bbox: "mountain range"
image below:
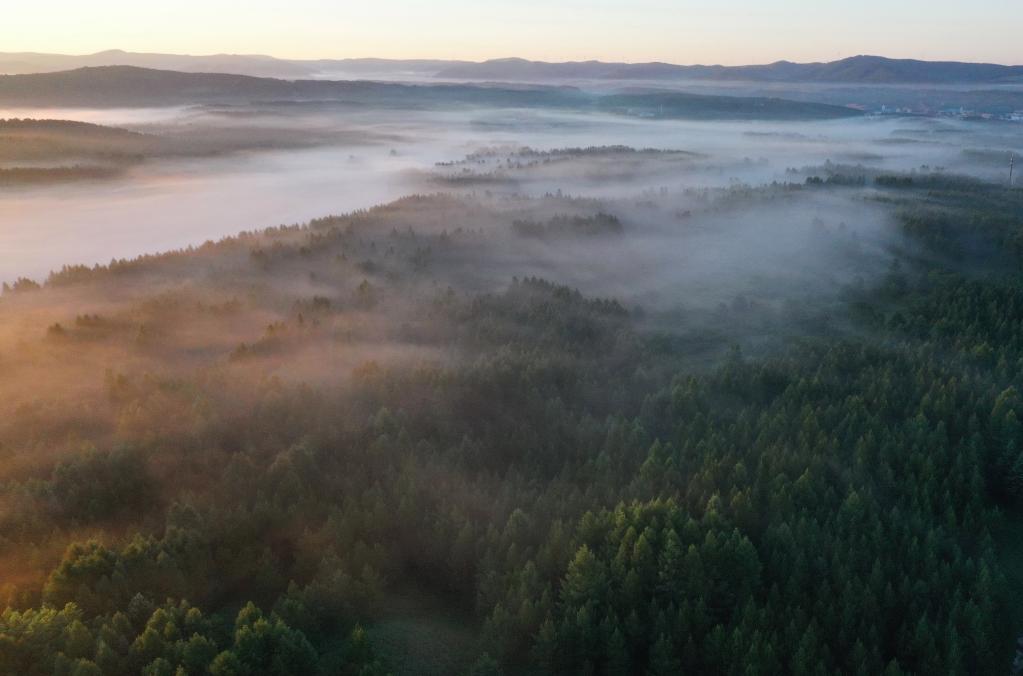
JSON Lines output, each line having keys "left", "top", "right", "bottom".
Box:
{"left": 1, "top": 50, "right": 1021, "bottom": 84}
{"left": 0, "top": 50, "right": 462, "bottom": 80}
{"left": 435, "top": 55, "right": 1023, "bottom": 84}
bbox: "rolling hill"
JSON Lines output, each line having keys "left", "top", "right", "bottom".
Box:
{"left": 0, "top": 66, "right": 860, "bottom": 120}
{"left": 2, "top": 51, "right": 1020, "bottom": 85}
{"left": 435, "top": 55, "right": 1023, "bottom": 84}
{"left": 0, "top": 49, "right": 463, "bottom": 79}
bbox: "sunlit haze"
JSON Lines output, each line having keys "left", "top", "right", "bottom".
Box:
{"left": 3, "top": 4, "right": 1023, "bottom": 676}
{"left": 5, "top": 0, "right": 1023, "bottom": 64}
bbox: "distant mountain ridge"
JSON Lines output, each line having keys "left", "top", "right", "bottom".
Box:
{"left": 0, "top": 50, "right": 462, "bottom": 79}
{"left": 0, "top": 49, "right": 313, "bottom": 78}
{"left": 1, "top": 51, "right": 1021, "bottom": 84}
{"left": 435, "top": 55, "right": 1023, "bottom": 84}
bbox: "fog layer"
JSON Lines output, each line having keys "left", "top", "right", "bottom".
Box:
{"left": 1, "top": 102, "right": 1018, "bottom": 283}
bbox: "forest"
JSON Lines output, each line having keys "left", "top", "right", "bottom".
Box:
{"left": 0, "top": 118, "right": 366, "bottom": 186}
{"left": 1, "top": 135, "right": 1022, "bottom": 676}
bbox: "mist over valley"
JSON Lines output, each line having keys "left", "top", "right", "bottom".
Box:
{"left": 1, "top": 39, "right": 1023, "bottom": 676}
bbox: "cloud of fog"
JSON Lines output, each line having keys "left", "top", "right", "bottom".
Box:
{"left": 0, "top": 101, "right": 1009, "bottom": 491}
{"left": 0, "top": 100, "right": 1012, "bottom": 288}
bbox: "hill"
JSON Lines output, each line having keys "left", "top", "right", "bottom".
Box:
{"left": 0, "top": 49, "right": 314, "bottom": 78}
{"left": 0, "top": 173, "right": 1022, "bottom": 675}
{"left": 2, "top": 51, "right": 1021, "bottom": 85}
{"left": 0, "top": 66, "right": 859, "bottom": 120}
{"left": 741, "top": 55, "right": 1023, "bottom": 83}
{"left": 436, "top": 55, "right": 1023, "bottom": 84}
{"left": 0, "top": 49, "right": 467, "bottom": 79}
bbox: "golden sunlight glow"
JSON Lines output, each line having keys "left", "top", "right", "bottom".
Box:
{"left": 4, "top": 0, "right": 1021, "bottom": 65}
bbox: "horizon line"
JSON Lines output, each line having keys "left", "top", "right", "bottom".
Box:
{"left": 3, "top": 48, "right": 1022, "bottom": 70}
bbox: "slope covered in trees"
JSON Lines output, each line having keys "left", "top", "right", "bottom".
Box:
{"left": 0, "top": 67, "right": 859, "bottom": 120}
{"left": 0, "top": 173, "right": 1022, "bottom": 674}
{"left": 435, "top": 55, "right": 1023, "bottom": 85}
{"left": 0, "top": 117, "right": 376, "bottom": 186}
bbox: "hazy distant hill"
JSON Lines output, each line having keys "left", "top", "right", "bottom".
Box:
{"left": 0, "top": 50, "right": 462, "bottom": 80}
{"left": 0, "top": 49, "right": 316, "bottom": 79}
{"left": 0, "top": 66, "right": 859, "bottom": 120}
{"left": 2, "top": 51, "right": 1021, "bottom": 85}
{"left": 436, "top": 55, "right": 1023, "bottom": 84}
{"left": 0, "top": 66, "right": 582, "bottom": 107}
{"left": 0, "top": 118, "right": 149, "bottom": 160}
{"left": 297, "top": 57, "right": 472, "bottom": 78}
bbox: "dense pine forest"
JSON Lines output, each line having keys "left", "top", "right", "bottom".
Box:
{"left": 1, "top": 166, "right": 1022, "bottom": 675}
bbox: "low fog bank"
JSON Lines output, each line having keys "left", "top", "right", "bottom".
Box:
{"left": 0, "top": 102, "right": 1017, "bottom": 283}
{"left": 0, "top": 183, "right": 894, "bottom": 426}
{"left": 0, "top": 130, "right": 1008, "bottom": 565}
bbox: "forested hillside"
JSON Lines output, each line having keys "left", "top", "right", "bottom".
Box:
{"left": 435, "top": 54, "right": 1023, "bottom": 84}
{"left": 1, "top": 173, "right": 1022, "bottom": 675}
{"left": 0, "top": 67, "right": 858, "bottom": 120}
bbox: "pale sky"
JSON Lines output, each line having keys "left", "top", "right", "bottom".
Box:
{"left": 4, "top": 0, "right": 1022, "bottom": 65}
